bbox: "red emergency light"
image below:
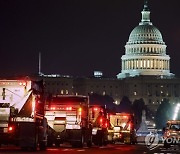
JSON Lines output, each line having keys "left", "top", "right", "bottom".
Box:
{"left": 105, "top": 122, "right": 108, "bottom": 128}
{"left": 119, "top": 133, "right": 122, "bottom": 138}
{"left": 93, "top": 107, "right": 98, "bottom": 111}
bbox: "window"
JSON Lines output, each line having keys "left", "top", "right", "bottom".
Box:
{"left": 66, "top": 90, "right": 68, "bottom": 95}
{"left": 61, "top": 90, "right": 64, "bottom": 95}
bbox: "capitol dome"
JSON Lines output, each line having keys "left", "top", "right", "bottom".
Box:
{"left": 117, "top": 0, "right": 174, "bottom": 79}
{"left": 128, "top": 25, "right": 164, "bottom": 45}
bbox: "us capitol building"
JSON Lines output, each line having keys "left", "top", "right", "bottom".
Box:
{"left": 40, "top": 1, "right": 180, "bottom": 115}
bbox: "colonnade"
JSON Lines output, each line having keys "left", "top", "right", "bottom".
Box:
{"left": 122, "top": 59, "right": 169, "bottom": 70}
{"left": 125, "top": 46, "right": 166, "bottom": 55}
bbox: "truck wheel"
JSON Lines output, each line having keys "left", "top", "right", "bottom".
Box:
{"left": 39, "top": 141, "right": 46, "bottom": 150}
{"left": 47, "top": 140, "right": 53, "bottom": 147}
{"left": 87, "top": 140, "right": 92, "bottom": 147}
{"left": 31, "top": 134, "right": 38, "bottom": 151}
{"left": 78, "top": 135, "right": 84, "bottom": 148}
{"left": 98, "top": 131, "right": 103, "bottom": 146}
{"left": 164, "top": 141, "right": 170, "bottom": 149}
{"left": 32, "top": 144, "right": 37, "bottom": 151}
{"left": 55, "top": 140, "right": 60, "bottom": 147}
{"left": 21, "top": 147, "right": 28, "bottom": 151}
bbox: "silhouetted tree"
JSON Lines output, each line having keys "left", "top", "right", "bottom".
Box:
{"left": 132, "top": 98, "right": 146, "bottom": 129}
{"left": 118, "top": 96, "right": 132, "bottom": 113}
{"left": 155, "top": 99, "right": 173, "bottom": 129}
{"left": 89, "top": 93, "right": 118, "bottom": 111}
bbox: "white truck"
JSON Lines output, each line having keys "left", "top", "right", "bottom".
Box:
{"left": 0, "top": 79, "right": 47, "bottom": 150}
{"left": 45, "top": 95, "right": 92, "bottom": 147}
{"left": 108, "top": 113, "right": 136, "bottom": 144}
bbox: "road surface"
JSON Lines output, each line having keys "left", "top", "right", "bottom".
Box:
{"left": 0, "top": 143, "right": 179, "bottom": 154}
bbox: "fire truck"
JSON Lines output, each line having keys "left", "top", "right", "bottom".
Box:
{"left": 45, "top": 95, "right": 92, "bottom": 147}
{"left": 89, "top": 105, "right": 109, "bottom": 146}
{"left": 0, "top": 79, "right": 47, "bottom": 150}
{"left": 108, "top": 113, "right": 136, "bottom": 144}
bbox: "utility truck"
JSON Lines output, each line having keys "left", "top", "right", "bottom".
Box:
{"left": 0, "top": 79, "right": 47, "bottom": 150}
{"left": 89, "top": 105, "right": 109, "bottom": 146}
{"left": 163, "top": 120, "right": 180, "bottom": 148}
{"left": 108, "top": 113, "right": 136, "bottom": 144}
{"left": 45, "top": 95, "right": 92, "bottom": 147}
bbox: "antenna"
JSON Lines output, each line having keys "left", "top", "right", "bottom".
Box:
{"left": 39, "top": 52, "right": 41, "bottom": 76}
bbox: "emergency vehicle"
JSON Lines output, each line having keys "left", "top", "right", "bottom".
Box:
{"left": 108, "top": 113, "right": 136, "bottom": 144}
{"left": 45, "top": 95, "right": 92, "bottom": 147}
{"left": 0, "top": 79, "right": 47, "bottom": 150}
{"left": 163, "top": 120, "right": 180, "bottom": 148}
{"left": 89, "top": 105, "right": 109, "bottom": 146}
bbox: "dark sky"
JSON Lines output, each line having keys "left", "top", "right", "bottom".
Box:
{"left": 1, "top": 0, "right": 180, "bottom": 78}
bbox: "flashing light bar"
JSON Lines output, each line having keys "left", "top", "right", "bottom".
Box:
{"left": 51, "top": 107, "right": 56, "bottom": 110}
{"left": 66, "top": 107, "right": 72, "bottom": 111}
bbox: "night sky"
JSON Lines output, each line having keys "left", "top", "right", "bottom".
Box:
{"left": 1, "top": 0, "right": 180, "bottom": 78}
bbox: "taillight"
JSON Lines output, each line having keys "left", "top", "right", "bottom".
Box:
{"left": 100, "top": 118, "right": 103, "bottom": 123}
{"left": 79, "top": 108, "right": 82, "bottom": 115}
{"left": 119, "top": 133, "right": 122, "bottom": 138}
{"left": 105, "top": 122, "right": 108, "bottom": 128}
{"left": 8, "top": 126, "right": 14, "bottom": 133}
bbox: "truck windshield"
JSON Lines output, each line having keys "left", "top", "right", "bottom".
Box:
{"left": 0, "top": 103, "right": 10, "bottom": 108}
{"left": 170, "top": 124, "right": 180, "bottom": 131}
{"left": 0, "top": 107, "right": 10, "bottom": 121}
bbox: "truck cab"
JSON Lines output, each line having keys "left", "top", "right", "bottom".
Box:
{"left": 0, "top": 79, "right": 47, "bottom": 150}
{"left": 108, "top": 113, "right": 136, "bottom": 144}
{"left": 163, "top": 120, "right": 180, "bottom": 148}
{"left": 89, "top": 105, "right": 109, "bottom": 146}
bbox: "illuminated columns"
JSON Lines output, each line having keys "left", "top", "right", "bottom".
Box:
{"left": 168, "top": 61, "right": 169, "bottom": 69}
{"left": 122, "top": 60, "right": 124, "bottom": 70}
{"left": 151, "top": 59, "right": 153, "bottom": 69}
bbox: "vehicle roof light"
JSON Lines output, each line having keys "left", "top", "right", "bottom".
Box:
{"left": 51, "top": 107, "right": 56, "bottom": 110}
{"left": 66, "top": 107, "right": 72, "bottom": 111}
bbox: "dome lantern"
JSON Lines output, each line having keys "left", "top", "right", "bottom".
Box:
{"left": 140, "top": 0, "right": 152, "bottom": 25}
